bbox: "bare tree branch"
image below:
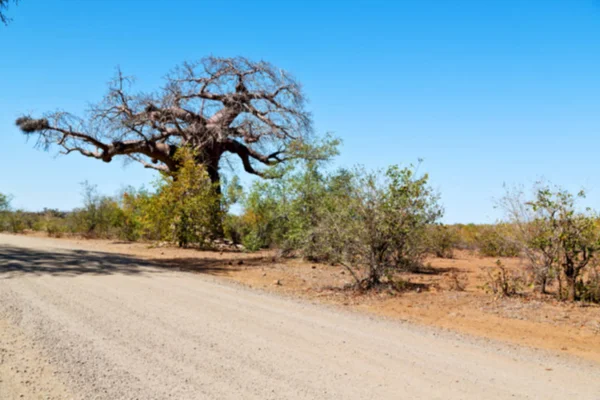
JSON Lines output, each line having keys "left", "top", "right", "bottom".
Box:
{"left": 16, "top": 56, "right": 313, "bottom": 188}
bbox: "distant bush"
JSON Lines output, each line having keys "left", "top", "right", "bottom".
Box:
{"left": 42, "top": 211, "right": 68, "bottom": 238}
{"left": 427, "top": 224, "right": 459, "bottom": 258}
{"left": 474, "top": 224, "right": 520, "bottom": 258}
{"left": 69, "top": 182, "right": 124, "bottom": 239}
{"left": 7, "top": 210, "right": 27, "bottom": 233}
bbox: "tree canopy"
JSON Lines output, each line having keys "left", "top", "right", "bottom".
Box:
{"left": 16, "top": 56, "right": 313, "bottom": 189}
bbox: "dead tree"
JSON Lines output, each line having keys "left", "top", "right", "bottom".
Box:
{"left": 16, "top": 56, "right": 312, "bottom": 195}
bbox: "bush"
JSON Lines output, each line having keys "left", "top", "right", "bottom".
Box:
{"left": 534, "top": 188, "right": 600, "bottom": 301}
{"left": 70, "top": 183, "right": 124, "bottom": 239}
{"left": 481, "top": 260, "right": 524, "bottom": 297}
{"left": 42, "top": 213, "right": 68, "bottom": 237}
{"left": 140, "top": 148, "right": 222, "bottom": 248}
{"left": 498, "top": 184, "right": 600, "bottom": 302}
{"left": 475, "top": 225, "right": 520, "bottom": 258}
{"left": 578, "top": 267, "right": 600, "bottom": 303}
{"left": 428, "top": 224, "right": 459, "bottom": 258}
{"left": 7, "top": 211, "right": 27, "bottom": 233}
{"left": 314, "top": 164, "right": 443, "bottom": 289}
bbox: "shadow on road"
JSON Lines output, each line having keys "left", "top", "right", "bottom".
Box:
{"left": 0, "top": 245, "right": 256, "bottom": 279}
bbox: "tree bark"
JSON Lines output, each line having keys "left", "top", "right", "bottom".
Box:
{"left": 566, "top": 275, "right": 577, "bottom": 302}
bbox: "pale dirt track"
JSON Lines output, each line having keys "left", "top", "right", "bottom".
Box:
{"left": 0, "top": 234, "right": 599, "bottom": 400}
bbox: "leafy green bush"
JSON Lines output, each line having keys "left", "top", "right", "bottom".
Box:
{"left": 314, "top": 164, "right": 443, "bottom": 289}
{"left": 239, "top": 137, "right": 341, "bottom": 256}
{"left": 139, "top": 148, "right": 222, "bottom": 248}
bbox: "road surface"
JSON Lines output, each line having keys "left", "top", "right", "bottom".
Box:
{"left": 0, "top": 234, "right": 599, "bottom": 399}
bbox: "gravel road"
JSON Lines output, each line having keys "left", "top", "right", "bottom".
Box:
{"left": 1, "top": 234, "right": 599, "bottom": 400}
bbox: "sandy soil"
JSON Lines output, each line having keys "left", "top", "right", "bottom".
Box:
{"left": 1, "top": 233, "right": 600, "bottom": 399}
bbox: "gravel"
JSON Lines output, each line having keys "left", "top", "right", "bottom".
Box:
{"left": 1, "top": 233, "right": 599, "bottom": 399}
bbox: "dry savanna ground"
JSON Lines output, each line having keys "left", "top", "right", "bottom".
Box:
{"left": 17, "top": 232, "right": 600, "bottom": 363}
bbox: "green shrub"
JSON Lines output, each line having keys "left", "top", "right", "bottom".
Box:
{"left": 314, "top": 164, "right": 443, "bottom": 289}
{"left": 428, "top": 224, "right": 459, "bottom": 258}
{"left": 7, "top": 211, "right": 27, "bottom": 233}
{"left": 140, "top": 148, "right": 222, "bottom": 247}
{"left": 475, "top": 225, "right": 520, "bottom": 257}
{"left": 579, "top": 267, "right": 600, "bottom": 303}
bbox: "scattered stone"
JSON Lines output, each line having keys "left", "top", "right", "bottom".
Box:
{"left": 237, "top": 260, "right": 244, "bottom": 265}
{"left": 274, "top": 280, "right": 282, "bottom": 286}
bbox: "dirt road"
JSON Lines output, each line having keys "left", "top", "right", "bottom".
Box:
{"left": 0, "top": 234, "right": 599, "bottom": 399}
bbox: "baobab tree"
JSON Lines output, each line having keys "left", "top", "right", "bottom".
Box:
{"left": 16, "top": 56, "right": 312, "bottom": 196}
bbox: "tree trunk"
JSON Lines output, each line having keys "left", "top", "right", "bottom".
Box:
{"left": 566, "top": 275, "right": 577, "bottom": 302}
{"left": 564, "top": 261, "right": 577, "bottom": 301}
{"left": 535, "top": 273, "right": 547, "bottom": 295}
{"left": 203, "top": 158, "right": 224, "bottom": 239}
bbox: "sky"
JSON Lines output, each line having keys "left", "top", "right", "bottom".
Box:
{"left": 1, "top": 0, "right": 600, "bottom": 223}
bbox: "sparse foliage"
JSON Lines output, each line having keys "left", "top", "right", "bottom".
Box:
{"left": 16, "top": 57, "right": 312, "bottom": 217}
{"left": 500, "top": 184, "right": 600, "bottom": 302}
{"left": 71, "top": 182, "right": 124, "bottom": 238}
{"left": 481, "top": 260, "right": 524, "bottom": 298}
{"left": 0, "top": 192, "right": 11, "bottom": 212}
{"left": 499, "top": 185, "right": 560, "bottom": 293}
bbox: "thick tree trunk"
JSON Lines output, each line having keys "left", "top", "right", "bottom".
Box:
{"left": 563, "top": 261, "right": 578, "bottom": 301}
{"left": 201, "top": 154, "right": 225, "bottom": 239}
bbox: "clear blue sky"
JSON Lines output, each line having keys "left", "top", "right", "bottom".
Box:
{"left": 1, "top": 0, "right": 600, "bottom": 223}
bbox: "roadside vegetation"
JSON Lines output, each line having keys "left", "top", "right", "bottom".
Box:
{"left": 3, "top": 148, "right": 600, "bottom": 303}
{"left": 3, "top": 55, "right": 600, "bottom": 304}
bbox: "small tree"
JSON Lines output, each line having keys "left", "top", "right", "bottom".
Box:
{"left": 71, "top": 182, "right": 124, "bottom": 238}
{"left": 527, "top": 187, "right": 600, "bottom": 301}
{"left": 239, "top": 135, "right": 340, "bottom": 253}
{"left": 499, "top": 185, "right": 560, "bottom": 293}
{"left": 316, "top": 164, "right": 443, "bottom": 289}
